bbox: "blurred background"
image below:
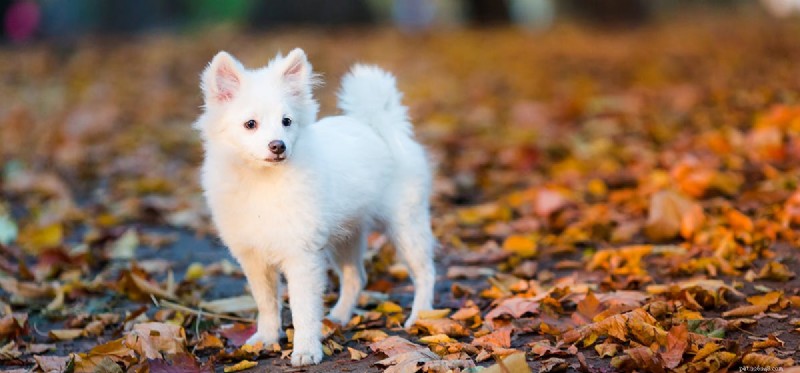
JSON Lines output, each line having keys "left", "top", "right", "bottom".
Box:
{"left": 2, "top": 0, "right": 800, "bottom": 43}
{"left": 0, "top": 0, "right": 798, "bottom": 236}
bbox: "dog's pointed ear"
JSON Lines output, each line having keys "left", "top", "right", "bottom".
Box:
{"left": 280, "top": 48, "right": 313, "bottom": 97}
{"left": 202, "top": 51, "right": 243, "bottom": 105}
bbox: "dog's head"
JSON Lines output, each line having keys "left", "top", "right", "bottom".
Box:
{"left": 195, "top": 49, "right": 319, "bottom": 167}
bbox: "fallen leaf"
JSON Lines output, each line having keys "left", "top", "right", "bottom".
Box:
{"left": 352, "top": 329, "right": 389, "bottom": 342}
{"left": 472, "top": 327, "right": 512, "bottom": 348}
{"left": 741, "top": 353, "right": 794, "bottom": 368}
{"left": 348, "top": 346, "right": 367, "bottom": 361}
{"left": 485, "top": 298, "right": 540, "bottom": 328}
{"left": 49, "top": 329, "right": 84, "bottom": 341}
{"left": 481, "top": 352, "right": 530, "bottom": 373}
{"left": 219, "top": 324, "right": 256, "bottom": 347}
{"left": 661, "top": 323, "right": 688, "bottom": 369}
{"left": 722, "top": 304, "right": 768, "bottom": 318}
{"left": 412, "top": 319, "right": 469, "bottom": 337}
{"left": 502, "top": 235, "right": 538, "bottom": 258}
{"left": 223, "top": 360, "right": 258, "bottom": 372}
{"left": 644, "top": 190, "right": 704, "bottom": 241}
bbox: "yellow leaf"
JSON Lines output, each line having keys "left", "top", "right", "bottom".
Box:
{"left": 502, "top": 235, "right": 537, "bottom": 258}
{"left": 19, "top": 223, "right": 63, "bottom": 254}
{"left": 352, "top": 329, "right": 388, "bottom": 342}
{"left": 746, "top": 291, "right": 783, "bottom": 307}
{"left": 482, "top": 352, "right": 531, "bottom": 373}
{"left": 375, "top": 301, "right": 403, "bottom": 314}
{"left": 419, "top": 334, "right": 457, "bottom": 345}
{"left": 185, "top": 262, "right": 205, "bottom": 281}
{"left": 757, "top": 262, "right": 795, "bottom": 282}
{"left": 224, "top": 360, "right": 258, "bottom": 372}
{"left": 418, "top": 309, "right": 451, "bottom": 320}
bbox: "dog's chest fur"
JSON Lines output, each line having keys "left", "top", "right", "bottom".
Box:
{"left": 202, "top": 160, "right": 328, "bottom": 262}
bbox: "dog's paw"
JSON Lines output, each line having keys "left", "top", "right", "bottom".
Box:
{"left": 326, "top": 309, "right": 351, "bottom": 326}
{"left": 291, "top": 341, "right": 323, "bottom": 366}
{"left": 245, "top": 330, "right": 281, "bottom": 346}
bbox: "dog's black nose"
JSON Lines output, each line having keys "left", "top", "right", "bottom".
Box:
{"left": 268, "top": 140, "right": 286, "bottom": 155}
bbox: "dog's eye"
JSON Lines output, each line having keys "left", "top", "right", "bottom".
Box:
{"left": 282, "top": 117, "right": 292, "bottom": 127}
{"left": 244, "top": 120, "right": 257, "bottom": 130}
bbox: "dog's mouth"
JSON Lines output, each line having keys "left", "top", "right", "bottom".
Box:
{"left": 264, "top": 156, "right": 287, "bottom": 163}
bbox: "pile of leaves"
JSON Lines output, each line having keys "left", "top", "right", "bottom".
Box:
{"left": 2, "top": 10, "right": 800, "bottom": 373}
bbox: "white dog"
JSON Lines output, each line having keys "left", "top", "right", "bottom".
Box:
{"left": 194, "top": 48, "right": 436, "bottom": 366}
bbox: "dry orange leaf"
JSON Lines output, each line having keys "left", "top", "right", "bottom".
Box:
{"left": 471, "top": 327, "right": 512, "bottom": 349}
{"left": 722, "top": 304, "right": 768, "bottom": 318}
{"left": 662, "top": 323, "right": 688, "bottom": 369}
{"left": 501, "top": 235, "right": 538, "bottom": 258}
{"left": 742, "top": 353, "right": 794, "bottom": 368}
{"left": 644, "top": 190, "right": 704, "bottom": 241}
{"left": 412, "top": 319, "right": 469, "bottom": 337}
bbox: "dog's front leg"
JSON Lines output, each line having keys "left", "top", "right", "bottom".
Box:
{"left": 284, "top": 252, "right": 326, "bottom": 366}
{"left": 238, "top": 255, "right": 283, "bottom": 346}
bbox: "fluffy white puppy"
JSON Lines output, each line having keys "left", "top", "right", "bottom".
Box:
{"left": 194, "top": 48, "right": 436, "bottom": 366}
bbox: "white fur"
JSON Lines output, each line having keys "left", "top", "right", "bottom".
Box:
{"left": 194, "top": 49, "right": 436, "bottom": 366}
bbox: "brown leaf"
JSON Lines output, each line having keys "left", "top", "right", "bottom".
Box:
{"left": 485, "top": 298, "right": 540, "bottom": 328}
{"left": 661, "top": 323, "right": 688, "bottom": 369}
{"left": 148, "top": 354, "right": 213, "bottom": 373}
{"left": 33, "top": 355, "right": 71, "bottom": 373}
{"left": 123, "top": 323, "right": 186, "bottom": 360}
{"left": 615, "top": 347, "right": 666, "bottom": 373}
{"left": 644, "top": 190, "right": 704, "bottom": 241}
{"left": 0, "top": 313, "right": 28, "bottom": 340}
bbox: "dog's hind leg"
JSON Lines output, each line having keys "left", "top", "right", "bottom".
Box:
{"left": 327, "top": 227, "right": 367, "bottom": 325}
{"left": 387, "top": 210, "right": 436, "bottom": 329}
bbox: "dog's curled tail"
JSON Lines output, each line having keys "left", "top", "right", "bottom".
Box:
{"left": 338, "top": 65, "right": 413, "bottom": 148}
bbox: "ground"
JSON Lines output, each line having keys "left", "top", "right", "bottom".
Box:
{"left": 2, "top": 10, "right": 800, "bottom": 373}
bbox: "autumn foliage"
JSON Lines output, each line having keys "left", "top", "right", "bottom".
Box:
{"left": 2, "top": 12, "right": 800, "bottom": 373}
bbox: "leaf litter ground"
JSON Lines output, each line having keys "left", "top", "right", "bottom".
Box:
{"left": 2, "top": 11, "right": 800, "bottom": 373}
